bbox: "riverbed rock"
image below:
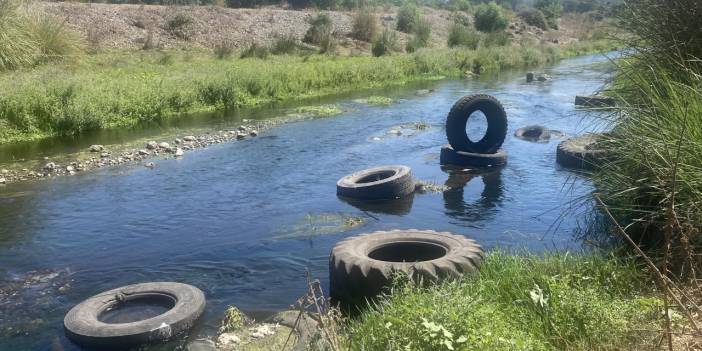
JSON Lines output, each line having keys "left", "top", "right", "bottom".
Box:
{"left": 183, "top": 136, "right": 196, "bottom": 142}
{"left": 0, "top": 177, "right": 6, "bottom": 184}
{"left": 236, "top": 133, "right": 246, "bottom": 140}
{"left": 89, "top": 145, "right": 104, "bottom": 152}
{"left": 158, "top": 142, "right": 170, "bottom": 149}
{"left": 186, "top": 339, "right": 217, "bottom": 351}
{"left": 100, "top": 152, "right": 110, "bottom": 158}
{"left": 537, "top": 74, "right": 551, "bottom": 82}
{"left": 146, "top": 141, "right": 159, "bottom": 150}
{"left": 217, "top": 333, "right": 241, "bottom": 348}
{"left": 144, "top": 162, "right": 155, "bottom": 168}
{"left": 250, "top": 130, "right": 258, "bottom": 137}
{"left": 138, "top": 149, "right": 150, "bottom": 156}
{"left": 1, "top": 169, "right": 8, "bottom": 174}
{"left": 44, "top": 162, "right": 56, "bottom": 171}
{"left": 175, "top": 148, "right": 184, "bottom": 157}
{"left": 175, "top": 138, "right": 182, "bottom": 144}
{"left": 66, "top": 166, "right": 75, "bottom": 172}
{"left": 238, "top": 125, "right": 247, "bottom": 131}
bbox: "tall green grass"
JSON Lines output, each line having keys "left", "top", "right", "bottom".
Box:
{"left": 335, "top": 252, "right": 662, "bottom": 350}
{"left": 0, "top": 40, "right": 614, "bottom": 144}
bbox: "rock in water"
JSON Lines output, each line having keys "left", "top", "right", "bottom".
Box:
{"left": 175, "top": 148, "right": 184, "bottom": 157}
{"left": 183, "top": 136, "right": 196, "bottom": 142}
{"left": 146, "top": 141, "right": 159, "bottom": 150}
{"left": 144, "top": 162, "right": 155, "bottom": 168}
{"left": 89, "top": 145, "right": 104, "bottom": 152}
{"left": 0, "top": 177, "right": 6, "bottom": 184}
{"left": 44, "top": 162, "right": 56, "bottom": 171}
{"left": 158, "top": 142, "right": 170, "bottom": 149}
{"left": 249, "top": 130, "right": 258, "bottom": 137}
{"left": 138, "top": 150, "right": 150, "bottom": 156}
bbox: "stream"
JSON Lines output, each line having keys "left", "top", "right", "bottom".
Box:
{"left": 0, "top": 52, "right": 615, "bottom": 350}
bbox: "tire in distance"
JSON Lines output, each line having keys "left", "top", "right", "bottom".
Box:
{"left": 446, "top": 94, "right": 508, "bottom": 154}
{"left": 514, "top": 125, "right": 551, "bottom": 142}
{"left": 329, "top": 229, "right": 484, "bottom": 305}
{"left": 439, "top": 144, "right": 507, "bottom": 168}
{"left": 64, "top": 282, "right": 205, "bottom": 349}
{"left": 556, "top": 133, "right": 607, "bottom": 170}
{"left": 336, "top": 165, "right": 414, "bottom": 201}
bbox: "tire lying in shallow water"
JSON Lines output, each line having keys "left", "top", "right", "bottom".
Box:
{"left": 514, "top": 125, "right": 551, "bottom": 142}
{"left": 446, "top": 94, "right": 508, "bottom": 154}
{"left": 439, "top": 144, "right": 507, "bottom": 168}
{"left": 64, "top": 282, "right": 205, "bottom": 349}
{"left": 329, "top": 230, "right": 484, "bottom": 305}
{"left": 556, "top": 134, "right": 608, "bottom": 170}
{"left": 336, "top": 165, "right": 414, "bottom": 200}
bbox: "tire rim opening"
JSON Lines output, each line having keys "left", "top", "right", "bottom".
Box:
{"left": 466, "top": 111, "right": 488, "bottom": 142}
{"left": 98, "top": 294, "right": 176, "bottom": 324}
{"left": 368, "top": 241, "right": 447, "bottom": 262}
{"left": 356, "top": 170, "right": 396, "bottom": 184}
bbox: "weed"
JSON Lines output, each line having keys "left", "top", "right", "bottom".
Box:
{"left": 351, "top": 8, "right": 378, "bottom": 42}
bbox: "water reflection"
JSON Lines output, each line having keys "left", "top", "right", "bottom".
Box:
{"left": 337, "top": 193, "right": 415, "bottom": 216}
{"left": 442, "top": 167, "right": 504, "bottom": 223}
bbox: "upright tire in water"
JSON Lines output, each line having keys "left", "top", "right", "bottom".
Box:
{"left": 64, "top": 282, "right": 205, "bottom": 349}
{"left": 446, "top": 94, "right": 508, "bottom": 154}
{"left": 336, "top": 165, "right": 414, "bottom": 200}
{"left": 329, "top": 230, "right": 484, "bottom": 305}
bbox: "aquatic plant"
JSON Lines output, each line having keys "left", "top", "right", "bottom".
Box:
{"left": 295, "top": 105, "right": 343, "bottom": 117}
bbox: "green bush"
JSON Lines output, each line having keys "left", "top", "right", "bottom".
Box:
{"left": 473, "top": 2, "right": 508, "bottom": 32}
{"left": 271, "top": 34, "right": 299, "bottom": 55}
{"left": 482, "top": 31, "right": 510, "bottom": 47}
{"left": 535, "top": 0, "right": 562, "bottom": 29}
{"left": 371, "top": 28, "right": 397, "bottom": 56}
{"left": 396, "top": 3, "right": 420, "bottom": 33}
{"left": 518, "top": 8, "right": 548, "bottom": 30}
{"left": 447, "top": 24, "right": 479, "bottom": 48}
{"left": 166, "top": 13, "right": 193, "bottom": 39}
{"left": 213, "top": 40, "right": 235, "bottom": 59}
{"left": 239, "top": 42, "right": 269, "bottom": 59}
{"left": 303, "top": 14, "right": 334, "bottom": 45}
{"left": 351, "top": 8, "right": 378, "bottom": 42}
{"left": 451, "top": 11, "right": 471, "bottom": 27}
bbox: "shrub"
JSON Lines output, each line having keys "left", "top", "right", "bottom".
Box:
{"left": 482, "top": 31, "right": 510, "bottom": 47}
{"left": 239, "top": 42, "right": 269, "bottom": 59}
{"left": 351, "top": 8, "right": 378, "bottom": 42}
{"left": 473, "top": 2, "right": 508, "bottom": 32}
{"left": 412, "top": 14, "right": 431, "bottom": 46}
{"left": 447, "top": 23, "right": 479, "bottom": 49}
{"left": 451, "top": 11, "right": 471, "bottom": 27}
{"left": 518, "top": 8, "right": 548, "bottom": 30}
{"left": 535, "top": 0, "right": 562, "bottom": 29}
{"left": 166, "top": 13, "right": 193, "bottom": 40}
{"left": 213, "top": 40, "right": 235, "bottom": 59}
{"left": 371, "top": 28, "right": 397, "bottom": 57}
{"left": 396, "top": 3, "right": 419, "bottom": 33}
{"left": 271, "top": 34, "right": 299, "bottom": 55}
{"left": 303, "top": 14, "right": 334, "bottom": 45}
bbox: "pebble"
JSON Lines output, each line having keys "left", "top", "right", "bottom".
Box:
{"left": 144, "top": 162, "right": 155, "bottom": 168}
{"left": 100, "top": 152, "right": 110, "bottom": 158}
{"left": 158, "top": 142, "right": 170, "bottom": 149}
{"left": 89, "top": 145, "right": 104, "bottom": 152}
{"left": 174, "top": 138, "right": 182, "bottom": 144}
{"left": 238, "top": 125, "right": 247, "bottom": 131}
{"left": 146, "top": 141, "right": 159, "bottom": 150}
{"left": 1, "top": 169, "right": 8, "bottom": 174}
{"left": 44, "top": 162, "right": 56, "bottom": 171}
{"left": 236, "top": 133, "right": 246, "bottom": 140}
{"left": 175, "top": 148, "right": 184, "bottom": 157}
{"left": 138, "top": 150, "right": 150, "bottom": 156}
{"left": 0, "top": 177, "right": 6, "bottom": 184}
{"left": 249, "top": 130, "right": 258, "bottom": 137}
{"left": 183, "top": 136, "right": 196, "bottom": 142}
{"left": 66, "top": 166, "right": 75, "bottom": 172}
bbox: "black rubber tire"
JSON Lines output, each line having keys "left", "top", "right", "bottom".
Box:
{"left": 64, "top": 282, "right": 206, "bottom": 349}
{"left": 339, "top": 192, "right": 415, "bottom": 215}
{"left": 329, "top": 229, "right": 484, "bottom": 305}
{"left": 514, "top": 125, "right": 551, "bottom": 142}
{"left": 556, "top": 134, "right": 607, "bottom": 170}
{"left": 446, "top": 94, "right": 508, "bottom": 154}
{"left": 439, "top": 144, "right": 507, "bottom": 168}
{"left": 336, "top": 165, "right": 414, "bottom": 200}
{"left": 574, "top": 95, "right": 616, "bottom": 108}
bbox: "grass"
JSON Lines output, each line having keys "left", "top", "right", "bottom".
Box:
{"left": 330, "top": 252, "right": 664, "bottom": 351}
{"left": 0, "top": 40, "right": 616, "bottom": 144}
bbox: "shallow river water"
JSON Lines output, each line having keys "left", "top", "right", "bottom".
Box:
{"left": 0, "top": 53, "right": 615, "bottom": 350}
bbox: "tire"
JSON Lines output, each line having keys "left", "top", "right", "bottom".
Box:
{"left": 446, "top": 94, "right": 508, "bottom": 154}
{"left": 556, "top": 134, "right": 607, "bottom": 170}
{"left": 64, "top": 282, "right": 206, "bottom": 349}
{"left": 439, "top": 144, "right": 507, "bottom": 168}
{"left": 514, "top": 125, "right": 551, "bottom": 142}
{"left": 329, "top": 230, "right": 484, "bottom": 305}
{"left": 574, "top": 95, "right": 616, "bottom": 108}
{"left": 336, "top": 165, "right": 414, "bottom": 200}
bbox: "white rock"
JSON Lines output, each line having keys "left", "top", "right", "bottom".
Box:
{"left": 183, "top": 136, "right": 196, "bottom": 142}
{"left": 158, "top": 142, "right": 170, "bottom": 149}
{"left": 174, "top": 138, "right": 182, "bottom": 144}
{"left": 238, "top": 125, "right": 247, "bottom": 131}
{"left": 66, "top": 166, "right": 75, "bottom": 172}
{"left": 144, "top": 162, "right": 155, "bottom": 168}
{"left": 1, "top": 169, "right": 8, "bottom": 174}
{"left": 236, "top": 133, "right": 246, "bottom": 140}
{"left": 44, "top": 162, "right": 56, "bottom": 171}
{"left": 249, "top": 130, "right": 258, "bottom": 137}
{"left": 175, "top": 148, "right": 184, "bottom": 157}
{"left": 100, "top": 152, "right": 110, "bottom": 158}
{"left": 89, "top": 145, "right": 104, "bottom": 152}
{"left": 146, "top": 141, "right": 159, "bottom": 150}
{"left": 0, "top": 177, "right": 6, "bottom": 184}
{"left": 138, "top": 150, "right": 150, "bottom": 156}
{"left": 249, "top": 324, "right": 277, "bottom": 339}
{"left": 217, "top": 333, "right": 240, "bottom": 348}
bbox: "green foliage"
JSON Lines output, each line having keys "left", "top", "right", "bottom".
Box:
{"left": 351, "top": 8, "right": 378, "bottom": 42}
{"left": 213, "top": 40, "right": 235, "bottom": 59}
{"left": 518, "top": 8, "right": 548, "bottom": 30}
{"left": 239, "top": 42, "right": 269, "bottom": 59}
{"left": 312, "top": 0, "right": 340, "bottom": 9}
{"left": 451, "top": 11, "right": 471, "bottom": 27}
{"left": 166, "top": 13, "right": 194, "bottom": 39}
{"left": 304, "top": 14, "right": 334, "bottom": 46}
{"left": 535, "top": 0, "right": 562, "bottom": 29}
{"left": 271, "top": 34, "right": 300, "bottom": 55}
{"left": 396, "top": 3, "right": 420, "bottom": 33}
{"left": 0, "top": 0, "right": 83, "bottom": 71}
{"left": 344, "top": 253, "right": 662, "bottom": 350}
{"left": 371, "top": 28, "right": 398, "bottom": 57}
{"left": 447, "top": 24, "right": 478, "bottom": 49}
{"left": 473, "top": 2, "right": 508, "bottom": 33}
